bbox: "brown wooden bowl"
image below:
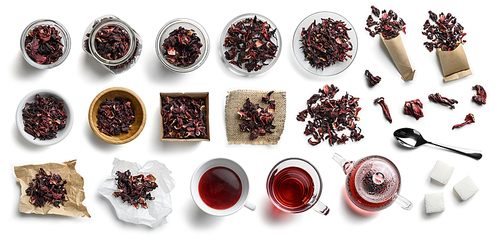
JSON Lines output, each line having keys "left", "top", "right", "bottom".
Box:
{"left": 89, "top": 87, "right": 146, "bottom": 144}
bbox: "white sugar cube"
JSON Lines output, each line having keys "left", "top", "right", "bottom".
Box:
{"left": 425, "top": 193, "right": 445, "bottom": 213}
{"left": 454, "top": 176, "right": 479, "bottom": 201}
{"left": 429, "top": 160, "right": 454, "bottom": 185}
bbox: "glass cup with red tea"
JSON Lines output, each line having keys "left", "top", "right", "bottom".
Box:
{"left": 266, "top": 158, "right": 329, "bottom": 215}
{"left": 191, "top": 158, "right": 255, "bottom": 216}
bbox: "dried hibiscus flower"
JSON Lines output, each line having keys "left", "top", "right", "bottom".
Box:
{"left": 237, "top": 91, "right": 276, "bottom": 140}
{"left": 24, "top": 25, "right": 64, "bottom": 65}
{"left": 428, "top": 93, "right": 458, "bottom": 109}
{"left": 26, "top": 168, "right": 67, "bottom": 208}
{"left": 365, "top": 6, "right": 406, "bottom": 39}
{"left": 403, "top": 99, "right": 424, "bottom": 120}
{"left": 452, "top": 113, "right": 475, "bottom": 130}
{"left": 161, "top": 96, "right": 207, "bottom": 139}
{"left": 472, "top": 85, "right": 486, "bottom": 105}
{"left": 300, "top": 18, "right": 353, "bottom": 70}
{"left": 162, "top": 26, "right": 202, "bottom": 67}
{"left": 297, "top": 84, "right": 363, "bottom": 146}
{"left": 422, "top": 11, "right": 466, "bottom": 52}
{"left": 22, "top": 94, "right": 67, "bottom": 140}
{"left": 365, "top": 70, "right": 381, "bottom": 86}
{"left": 97, "top": 97, "right": 135, "bottom": 136}
{"left": 113, "top": 170, "right": 158, "bottom": 209}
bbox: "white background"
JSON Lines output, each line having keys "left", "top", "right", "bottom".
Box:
{"left": 3, "top": 0, "right": 497, "bottom": 236}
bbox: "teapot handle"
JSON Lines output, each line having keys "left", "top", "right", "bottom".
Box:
{"left": 332, "top": 153, "right": 351, "bottom": 175}
{"left": 394, "top": 194, "right": 413, "bottom": 210}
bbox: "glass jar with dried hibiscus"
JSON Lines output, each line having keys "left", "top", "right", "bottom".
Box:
{"left": 155, "top": 18, "right": 210, "bottom": 73}
{"left": 82, "top": 15, "right": 142, "bottom": 74}
{"left": 20, "top": 19, "right": 71, "bottom": 69}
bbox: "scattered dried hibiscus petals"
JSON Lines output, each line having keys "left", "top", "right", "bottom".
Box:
{"left": 452, "top": 113, "right": 475, "bottom": 130}
{"left": 97, "top": 98, "right": 135, "bottom": 136}
{"left": 297, "top": 84, "right": 363, "bottom": 146}
{"left": 162, "top": 26, "right": 202, "bottom": 67}
{"left": 300, "top": 18, "right": 353, "bottom": 70}
{"left": 422, "top": 11, "right": 466, "bottom": 52}
{"left": 22, "top": 94, "right": 67, "bottom": 140}
{"left": 237, "top": 91, "right": 276, "bottom": 140}
{"left": 403, "top": 99, "right": 424, "bottom": 120}
{"left": 365, "top": 70, "right": 381, "bottom": 86}
{"left": 26, "top": 168, "right": 67, "bottom": 208}
{"left": 472, "top": 85, "right": 486, "bottom": 105}
{"left": 161, "top": 96, "right": 207, "bottom": 139}
{"left": 223, "top": 15, "right": 278, "bottom": 72}
{"left": 113, "top": 170, "right": 158, "bottom": 209}
{"left": 24, "top": 25, "right": 64, "bottom": 65}
{"left": 428, "top": 93, "right": 458, "bottom": 109}
{"left": 365, "top": 6, "right": 406, "bottom": 39}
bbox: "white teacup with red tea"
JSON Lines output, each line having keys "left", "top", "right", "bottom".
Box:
{"left": 191, "top": 158, "right": 256, "bottom": 216}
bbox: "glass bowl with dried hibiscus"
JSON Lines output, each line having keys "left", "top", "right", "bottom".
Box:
{"left": 16, "top": 89, "right": 74, "bottom": 146}
{"left": 292, "top": 11, "right": 358, "bottom": 76}
{"left": 155, "top": 18, "right": 210, "bottom": 73}
{"left": 88, "top": 87, "right": 146, "bottom": 144}
{"left": 20, "top": 19, "right": 71, "bottom": 69}
{"left": 220, "top": 13, "right": 282, "bottom": 76}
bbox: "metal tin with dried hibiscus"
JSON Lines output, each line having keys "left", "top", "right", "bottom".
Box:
{"left": 20, "top": 19, "right": 71, "bottom": 69}
{"left": 221, "top": 13, "right": 281, "bottom": 76}
{"left": 83, "top": 15, "right": 142, "bottom": 74}
{"left": 160, "top": 92, "right": 209, "bottom": 141}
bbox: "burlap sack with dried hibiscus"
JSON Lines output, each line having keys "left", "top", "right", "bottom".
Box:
{"left": 381, "top": 34, "right": 416, "bottom": 81}
{"left": 14, "top": 160, "right": 91, "bottom": 217}
{"left": 436, "top": 44, "right": 472, "bottom": 82}
{"left": 225, "top": 90, "right": 286, "bottom": 145}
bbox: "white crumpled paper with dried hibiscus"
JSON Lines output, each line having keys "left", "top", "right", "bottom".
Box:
{"left": 98, "top": 158, "right": 175, "bottom": 228}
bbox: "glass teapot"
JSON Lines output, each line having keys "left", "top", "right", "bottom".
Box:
{"left": 332, "top": 153, "right": 412, "bottom": 212}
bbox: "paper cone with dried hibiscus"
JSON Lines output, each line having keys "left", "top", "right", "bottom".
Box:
{"left": 423, "top": 11, "right": 471, "bottom": 82}
{"left": 366, "top": 6, "right": 415, "bottom": 81}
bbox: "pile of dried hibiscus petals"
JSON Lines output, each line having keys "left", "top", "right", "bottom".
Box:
{"left": 22, "top": 94, "right": 67, "bottom": 140}
{"left": 26, "top": 168, "right": 68, "bottom": 208}
{"left": 113, "top": 170, "right": 158, "bottom": 209}
{"left": 161, "top": 96, "right": 208, "bottom": 139}
{"left": 297, "top": 84, "right": 363, "bottom": 146}
{"left": 97, "top": 97, "right": 136, "bottom": 136}
{"left": 237, "top": 91, "right": 276, "bottom": 140}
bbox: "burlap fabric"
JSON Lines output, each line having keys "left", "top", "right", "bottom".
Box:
{"left": 225, "top": 90, "right": 286, "bottom": 145}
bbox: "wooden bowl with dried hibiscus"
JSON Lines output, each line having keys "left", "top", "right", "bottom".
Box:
{"left": 160, "top": 92, "right": 209, "bottom": 141}
{"left": 16, "top": 89, "right": 74, "bottom": 146}
{"left": 89, "top": 87, "right": 146, "bottom": 144}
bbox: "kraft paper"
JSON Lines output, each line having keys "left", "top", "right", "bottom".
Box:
{"left": 381, "top": 35, "right": 416, "bottom": 81}
{"left": 14, "top": 160, "right": 91, "bottom": 218}
{"left": 437, "top": 44, "right": 472, "bottom": 82}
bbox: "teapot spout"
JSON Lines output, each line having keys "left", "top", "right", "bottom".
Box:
{"left": 332, "top": 153, "right": 352, "bottom": 175}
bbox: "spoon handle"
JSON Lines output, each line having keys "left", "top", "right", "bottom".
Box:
{"left": 427, "top": 141, "right": 482, "bottom": 160}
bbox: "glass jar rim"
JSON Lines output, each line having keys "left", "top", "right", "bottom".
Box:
{"left": 20, "top": 19, "right": 71, "bottom": 69}
{"left": 89, "top": 19, "right": 136, "bottom": 66}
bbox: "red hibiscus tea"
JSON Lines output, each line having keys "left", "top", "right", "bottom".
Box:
{"left": 268, "top": 166, "right": 314, "bottom": 210}
{"left": 198, "top": 166, "right": 242, "bottom": 210}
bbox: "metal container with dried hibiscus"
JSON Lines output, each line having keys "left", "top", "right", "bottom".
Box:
{"left": 82, "top": 15, "right": 142, "bottom": 74}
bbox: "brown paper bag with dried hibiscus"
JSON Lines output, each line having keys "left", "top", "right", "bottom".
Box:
{"left": 381, "top": 34, "right": 416, "bottom": 81}
{"left": 14, "top": 160, "right": 91, "bottom": 217}
{"left": 423, "top": 11, "right": 471, "bottom": 82}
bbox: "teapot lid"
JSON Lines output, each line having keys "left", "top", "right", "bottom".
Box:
{"left": 354, "top": 156, "right": 401, "bottom": 204}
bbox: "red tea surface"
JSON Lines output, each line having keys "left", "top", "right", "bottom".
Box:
{"left": 198, "top": 166, "right": 242, "bottom": 210}
{"left": 271, "top": 167, "right": 314, "bottom": 209}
